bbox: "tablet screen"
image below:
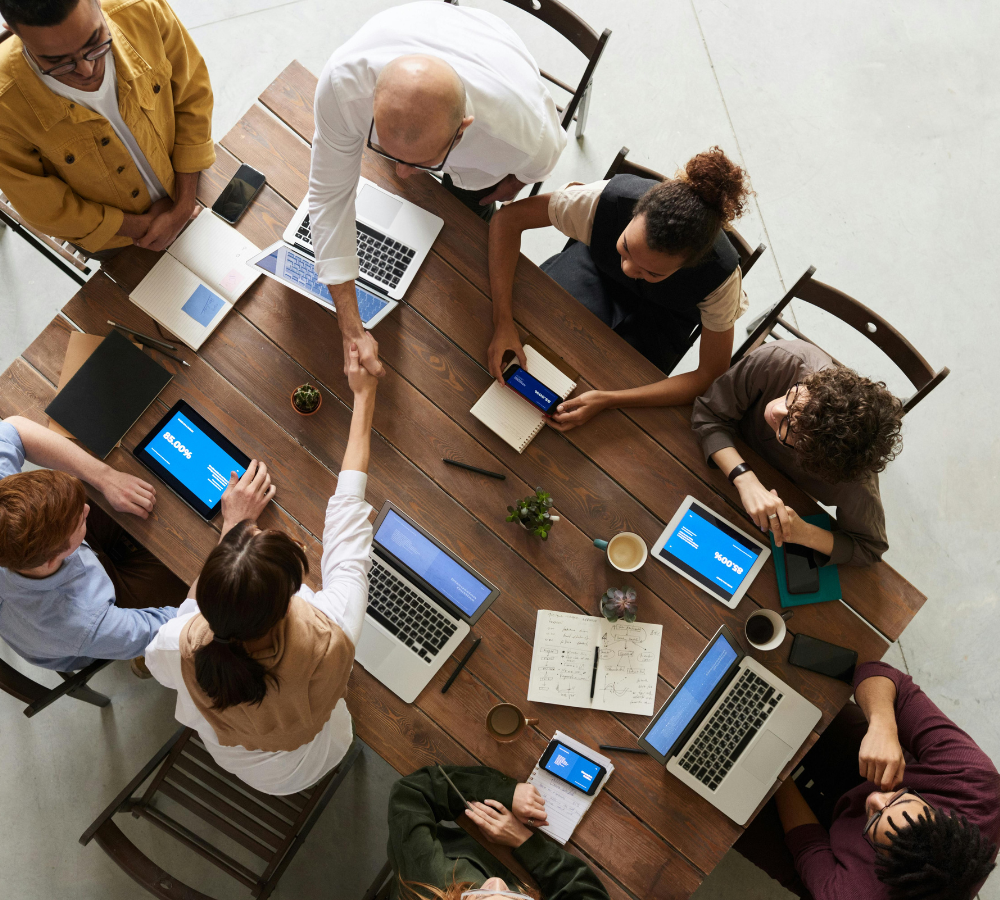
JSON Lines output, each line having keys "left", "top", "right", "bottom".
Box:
{"left": 657, "top": 503, "right": 763, "bottom": 602}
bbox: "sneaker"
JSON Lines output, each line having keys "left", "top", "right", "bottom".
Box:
{"left": 130, "top": 656, "right": 152, "bottom": 679}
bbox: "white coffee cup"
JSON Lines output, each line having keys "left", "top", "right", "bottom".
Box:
{"left": 744, "top": 609, "right": 793, "bottom": 651}
{"left": 594, "top": 532, "right": 648, "bottom": 573}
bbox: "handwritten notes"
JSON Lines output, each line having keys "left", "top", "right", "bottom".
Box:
{"left": 527, "top": 610, "right": 662, "bottom": 715}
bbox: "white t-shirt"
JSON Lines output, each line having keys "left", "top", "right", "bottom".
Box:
{"left": 24, "top": 47, "right": 166, "bottom": 203}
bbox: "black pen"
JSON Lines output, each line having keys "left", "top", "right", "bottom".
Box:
{"left": 600, "top": 745, "right": 647, "bottom": 755}
{"left": 443, "top": 458, "right": 505, "bottom": 480}
{"left": 441, "top": 637, "right": 482, "bottom": 693}
{"left": 107, "top": 319, "right": 177, "bottom": 351}
{"left": 589, "top": 645, "right": 599, "bottom": 699}
{"left": 137, "top": 341, "right": 190, "bottom": 366}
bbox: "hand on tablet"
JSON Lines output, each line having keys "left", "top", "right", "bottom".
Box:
{"left": 99, "top": 469, "right": 157, "bottom": 519}
{"left": 221, "top": 460, "right": 275, "bottom": 534}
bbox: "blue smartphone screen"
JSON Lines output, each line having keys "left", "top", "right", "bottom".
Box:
{"left": 505, "top": 366, "right": 560, "bottom": 413}
{"left": 543, "top": 742, "right": 603, "bottom": 791}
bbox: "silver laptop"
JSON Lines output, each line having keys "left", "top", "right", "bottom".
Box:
{"left": 282, "top": 176, "right": 443, "bottom": 300}
{"left": 357, "top": 502, "right": 500, "bottom": 703}
{"left": 639, "top": 625, "right": 820, "bottom": 825}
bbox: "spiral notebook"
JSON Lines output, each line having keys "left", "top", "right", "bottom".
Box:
{"left": 470, "top": 343, "right": 577, "bottom": 453}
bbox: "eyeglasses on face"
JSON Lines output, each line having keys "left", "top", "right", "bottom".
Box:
{"left": 37, "top": 35, "right": 113, "bottom": 77}
{"left": 863, "top": 787, "right": 933, "bottom": 850}
{"left": 366, "top": 119, "right": 462, "bottom": 173}
{"left": 460, "top": 891, "right": 534, "bottom": 900}
{"left": 777, "top": 382, "right": 802, "bottom": 447}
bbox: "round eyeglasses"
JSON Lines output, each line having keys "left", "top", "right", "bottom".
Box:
{"left": 776, "top": 382, "right": 802, "bottom": 447}
{"left": 36, "top": 35, "right": 113, "bottom": 77}
{"left": 863, "top": 787, "right": 933, "bottom": 850}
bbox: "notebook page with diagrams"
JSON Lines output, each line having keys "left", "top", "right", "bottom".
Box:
{"left": 526, "top": 609, "right": 663, "bottom": 716}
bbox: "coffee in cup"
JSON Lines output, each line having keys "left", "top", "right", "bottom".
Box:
{"left": 745, "top": 609, "right": 793, "bottom": 651}
{"left": 486, "top": 703, "right": 538, "bottom": 743}
{"left": 594, "top": 532, "right": 648, "bottom": 573}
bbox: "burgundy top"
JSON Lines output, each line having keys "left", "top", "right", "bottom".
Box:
{"left": 785, "top": 662, "right": 1000, "bottom": 899}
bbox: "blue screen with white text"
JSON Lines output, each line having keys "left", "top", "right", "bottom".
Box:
{"left": 544, "top": 742, "right": 603, "bottom": 791}
{"left": 505, "top": 367, "right": 560, "bottom": 412}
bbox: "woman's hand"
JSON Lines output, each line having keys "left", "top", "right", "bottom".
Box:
{"left": 487, "top": 319, "right": 526, "bottom": 382}
{"left": 220, "top": 460, "right": 275, "bottom": 533}
{"left": 548, "top": 391, "right": 609, "bottom": 431}
{"left": 347, "top": 340, "right": 379, "bottom": 399}
{"left": 734, "top": 473, "right": 790, "bottom": 542}
{"left": 859, "top": 719, "right": 906, "bottom": 790}
{"left": 511, "top": 783, "right": 548, "bottom": 827}
{"left": 465, "top": 799, "right": 533, "bottom": 847}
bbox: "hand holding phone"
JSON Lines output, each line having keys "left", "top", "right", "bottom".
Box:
{"left": 539, "top": 740, "right": 607, "bottom": 795}
{"left": 503, "top": 362, "right": 561, "bottom": 416}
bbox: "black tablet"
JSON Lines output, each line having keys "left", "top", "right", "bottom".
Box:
{"left": 133, "top": 400, "right": 250, "bottom": 520}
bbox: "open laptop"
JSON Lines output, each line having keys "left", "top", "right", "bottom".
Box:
{"left": 639, "top": 625, "right": 820, "bottom": 825}
{"left": 282, "top": 176, "right": 444, "bottom": 300}
{"left": 357, "top": 502, "right": 500, "bottom": 703}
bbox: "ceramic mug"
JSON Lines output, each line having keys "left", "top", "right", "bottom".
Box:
{"left": 594, "top": 532, "right": 648, "bottom": 573}
{"left": 745, "top": 609, "right": 793, "bottom": 651}
{"left": 486, "top": 703, "right": 538, "bottom": 743}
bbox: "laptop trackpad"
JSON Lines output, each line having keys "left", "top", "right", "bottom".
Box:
{"left": 358, "top": 623, "right": 396, "bottom": 669}
{"left": 741, "top": 731, "right": 792, "bottom": 784}
{"left": 357, "top": 184, "right": 402, "bottom": 230}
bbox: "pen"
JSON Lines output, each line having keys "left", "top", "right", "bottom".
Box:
{"left": 443, "top": 458, "right": 505, "bottom": 480}
{"left": 589, "top": 645, "right": 599, "bottom": 699}
{"left": 136, "top": 341, "right": 190, "bottom": 367}
{"left": 441, "top": 636, "right": 482, "bottom": 693}
{"left": 599, "top": 745, "right": 648, "bottom": 755}
{"left": 437, "top": 764, "right": 473, "bottom": 810}
{"left": 107, "top": 319, "right": 177, "bottom": 351}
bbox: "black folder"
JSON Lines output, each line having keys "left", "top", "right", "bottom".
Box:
{"left": 45, "top": 330, "right": 173, "bottom": 459}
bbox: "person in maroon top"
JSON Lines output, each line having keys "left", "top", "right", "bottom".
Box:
{"left": 735, "top": 662, "right": 999, "bottom": 899}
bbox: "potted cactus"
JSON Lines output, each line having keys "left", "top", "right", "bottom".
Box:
{"left": 600, "top": 586, "right": 638, "bottom": 623}
{"left": 291, "top": 383, "right": 322, "bottom": 416}
{"left": 506, "top": 487, "right": 559, "bottom": 540}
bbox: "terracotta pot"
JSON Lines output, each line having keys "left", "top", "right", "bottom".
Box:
{"left": 290, "top": 386, "right": 322, "bottom": 416}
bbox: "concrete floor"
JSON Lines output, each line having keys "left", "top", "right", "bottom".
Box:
{"left": 0, "top": 0, "right": 997, "bottom": 897}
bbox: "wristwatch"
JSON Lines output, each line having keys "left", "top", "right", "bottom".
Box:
{"left": 727, "top": 462, "right": 753, "bottom": 484}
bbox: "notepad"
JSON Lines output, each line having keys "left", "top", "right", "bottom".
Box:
{"left": 526, "top": 731, "right": 613, "bottom": 845}
{"left": 527, "top": 610, "right": 662, "bottom": 716}
{"left": 770, "top": 513, "right": 843, "bottom": 608}
{"left": 129, "top": 212, "right": 260, "bottom": 350}
{"left": 470, "top": 345, "right": 576, "bottom": 453}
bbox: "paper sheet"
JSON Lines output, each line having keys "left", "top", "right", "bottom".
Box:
{"left": 527, "top": 609, "right": 662, "bottom": 715}
{"left": 168, "top": 211, "right": 259, "bottom": 302}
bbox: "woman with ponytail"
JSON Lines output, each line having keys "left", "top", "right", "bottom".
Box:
{"left": 145, "top": 342, "right": 378, "bottom": 794}
{"left": 487, "top": 147, "right": 753, "bottom": 430}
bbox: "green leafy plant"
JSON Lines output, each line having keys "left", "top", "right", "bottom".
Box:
{"left": 292, "top": 383, "right": 322, "bottom": 414}
{"left": 600, "top": 586, "right": 638, "bottom": 623}
{"left": 506, "top": 487, "right": 559, "bottom": 540}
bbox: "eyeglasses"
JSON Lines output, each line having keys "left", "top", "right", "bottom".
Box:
{"left": 863, "top": 787, "right": 933, "bottom": 850}
{"left": 36, "top": 35, "right": 113, "bottom": 77}
{"left": 461, "top": 891, "right": 534, "bottom": 900}
{"left": 776, "top": 382, "right": 802, "bottom": 447}
{"left": 366, "top": 119, "right": 463, "bottom": 173}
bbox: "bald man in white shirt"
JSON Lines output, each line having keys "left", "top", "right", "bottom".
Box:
{"left": 308, "top": 0, "right": 567, "bottom": 379}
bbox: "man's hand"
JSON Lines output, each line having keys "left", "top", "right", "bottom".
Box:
{"left": 480, "top": 175, "right": 527, "bottom": 205}
{"left": 511, "top": 783, "right": 548, "bottom": 827}
{"left": 549, "top": 391, "right": 609, "bottom": 431}
{"left": 735, "top": 474, "right": 790, "bottom": 540}
{"left": 98, "top": 469, "right": 157, "bottom": 519}
{"left": 135, "top": 202, "right": 199, "bottom": 252}
{"left": 343, "top": 331, "right": 384, "bottom": 379}
{"left": 859, "top": 718, "right": 906, "bottom": 790}
{"left": 347, "top": 340, "right": 379, "bottom": 399}
{"left": 487, "top": 319, "right": 526, "bottom": 382}
{"left": 465, "top": 799, "right": 533, "bottom": 847}
{"left": 220, "top": 460, "right": 275, "bottom": 533}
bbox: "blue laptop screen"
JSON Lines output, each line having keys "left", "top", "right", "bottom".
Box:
{"left": 374, "top": 510, "right": 492, "bottom": 617}
{"left": 644, "top": 633, "right": 739, "bottom": 757}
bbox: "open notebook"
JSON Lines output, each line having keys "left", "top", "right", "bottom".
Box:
{"left": 129, "top": 212, "right": 260, "bottom": 350}
{"left": 470, "top": 344, "right": 577, "bottom": 453}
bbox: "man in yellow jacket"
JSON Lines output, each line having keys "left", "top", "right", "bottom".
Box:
{"left": 0, "top": 0, "right": 214, "bottom": 256}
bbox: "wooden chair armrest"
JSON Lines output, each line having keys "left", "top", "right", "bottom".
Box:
{"left": 23, "top": 659, "right": 112, "bottom": 717}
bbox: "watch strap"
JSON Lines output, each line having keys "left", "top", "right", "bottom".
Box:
{"left": 727, "top": 462, "right": 752, "bottom": 484}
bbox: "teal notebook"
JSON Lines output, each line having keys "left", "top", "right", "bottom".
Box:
{"left": 769, "top": 513, "right": 842, "bottom": 608}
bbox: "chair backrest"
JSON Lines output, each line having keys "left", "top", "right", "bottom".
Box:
{"left": 0, "top": 192, "right": 96, "bottom": 285}
{"left": 733, "top": 266, "right": 950, "bottom": 414}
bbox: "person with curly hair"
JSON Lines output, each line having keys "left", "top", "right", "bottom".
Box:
{"left": 691, "top": 340, "right": 905, "bottom": 565}
{"left": 487, "top": 147, "right": 754, "bottom": 430}
{"left": 732, "top": 662, "right": 999, "bottom": 900}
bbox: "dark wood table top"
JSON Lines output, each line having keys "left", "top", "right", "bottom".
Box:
{"left": 0, "top": 62, "right": 926, "bottom": 899}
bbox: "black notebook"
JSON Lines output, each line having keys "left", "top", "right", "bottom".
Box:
{"left": 45, "top": 330, "right": 173, "bottom": 459}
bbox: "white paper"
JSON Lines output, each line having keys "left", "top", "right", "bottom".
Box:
{"left": 168, "top": 211, "right": 260, "bottom": 302}
{"left": 527, "top": 731, "right": 614, "bottom": 845}
{"left": 527, "top": 610, "right": 662, "bottom": 716}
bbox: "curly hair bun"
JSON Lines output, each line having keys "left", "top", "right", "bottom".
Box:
{"left": 684, "top": 147, "right": 752, "bottom": 224}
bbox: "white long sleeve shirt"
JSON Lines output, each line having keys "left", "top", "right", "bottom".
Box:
{"left": 308, "top": 0, "right": 567, "bottom": 285}
{"left": 145, "top": 471, "right": 373, "bottom": 796}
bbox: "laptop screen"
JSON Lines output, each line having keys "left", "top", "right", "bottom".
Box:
{"left": 643, "top": 632, "right": 740, "bottom": 758}
{"left": 374, "top": 510, "right": 493, "bottom": 618}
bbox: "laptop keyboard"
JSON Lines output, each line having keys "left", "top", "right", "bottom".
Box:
{"left": 295, "top": 215, "right": 415, "bottom": 289}
{"left": 679, "top": 668, "right": 782, "bottom": 791}
{"left": 367, "top": 559, "right": 458, "bottom": 663}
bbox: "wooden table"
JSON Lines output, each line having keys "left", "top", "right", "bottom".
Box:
{"left": 0, "top": 63, "right": 926, "bottom": 899}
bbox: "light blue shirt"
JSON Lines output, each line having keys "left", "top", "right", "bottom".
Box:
{"left": 0, "top": 421, "right": 177, "bottom": 671}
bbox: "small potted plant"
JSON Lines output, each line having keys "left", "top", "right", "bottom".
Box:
{"left": 600, "top": 586, "right": 638, "bottom": 623}
{"left": 506, "top": 487, "right": 559, "bottom": 540}
{"left": 291, "top": 383, "right": 322, "bottom": 416}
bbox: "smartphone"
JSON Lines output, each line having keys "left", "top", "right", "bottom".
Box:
{"left": 503, "top": 363, "right": 560, "bottom": 416}
{"left": 539, "top": 740, "right": 607, "bottom": 795}
{"left": 789, "top": 633, "right": 858, "bottom": 684}
{"left": 785, "top": 542, "right": 820, "bottom": 594}
{"left": 211, "top": 164, "right": 266, "bottom": 225}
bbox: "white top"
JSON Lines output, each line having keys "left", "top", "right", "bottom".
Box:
{"left": 145, "top": 471, "right": 373, "bottom": 796}
{"left": 24, "top": 47, "right": 167, "bottom": 203}
{"left": 308, "top": 0, "right": 567, "bottom": 285}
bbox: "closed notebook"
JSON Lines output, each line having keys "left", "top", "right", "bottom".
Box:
{"left": 45, "top": 330, "right": 172, "bottom": 459}
{"left": 470, "top": 344, "right": 577, "bottom": 453}
{"left": 769, "top": 512, "right": 842, "bottom": 607}
{"left": 129, "top": 212, "right": 260, "bottom": 350}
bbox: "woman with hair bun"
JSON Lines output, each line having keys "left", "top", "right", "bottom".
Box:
{"left": 487, "top": 147, "right": 753, "bottom": 430}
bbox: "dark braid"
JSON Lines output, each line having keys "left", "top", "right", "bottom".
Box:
{"left": 876, "top": 807, "right": 997, "bottom": 899}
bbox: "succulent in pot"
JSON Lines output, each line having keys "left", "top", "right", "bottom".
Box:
{"left": 291, "top": 383, "right": 322, "bottom": 416}
{"left": 600, "top": 586, "right": 637, "bottom": 623}
{"left": 505, "top": 487, "right": 559, "bottom": 540}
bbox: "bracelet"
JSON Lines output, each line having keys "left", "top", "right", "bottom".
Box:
{"left": 727, "top": 462, "right": 753, "bottom": 484}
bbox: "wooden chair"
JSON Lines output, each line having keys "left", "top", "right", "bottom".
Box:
{"left": 734, "top": 266, "right": 950, "bottom": 414}
{"left": 80, "top": 727, "right": 363, "bottom": 900}
{"left": 445, "top": 0, "right": 611, "bottom": 196}
{"left": 0, "top": 191, "right": 97, "bottom": 286}
{"left": 361, "top": 860, "right": 394, "bottom": 900}
{"left": 0, "top": 653, "right": 113, "bottom": 717}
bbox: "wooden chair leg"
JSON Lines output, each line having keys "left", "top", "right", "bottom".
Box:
{"left": 574, "top": 81, "right": 593, "bottom": 138}
{"left": 361, "top": 860, "right": 393, "bottom": 900}
{"left": 24, "top": 659, "right": 113, "bottom": 717}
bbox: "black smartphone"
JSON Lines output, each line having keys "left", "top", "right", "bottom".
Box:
{"left": 785, "top": 542, "right": 820, "bottom": 594}
{"left": 211, "top": 164, "right": 266, "bottom": 225}
{"left": 539, "top": 740, "right": 607, "bottom": 795}
{"left": 789, "top": 633, "right": 858, "bottom": 684}
{"left": 503, "top": 363, "right": 560, "bottom": 416}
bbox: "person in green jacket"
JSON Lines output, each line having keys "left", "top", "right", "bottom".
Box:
{"left": 387, "top": 765, "right": 610, "bottom": 900}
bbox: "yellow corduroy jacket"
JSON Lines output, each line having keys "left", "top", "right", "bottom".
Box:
{"left": 0, "top": 0, "right": 215, "bottom": 252}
